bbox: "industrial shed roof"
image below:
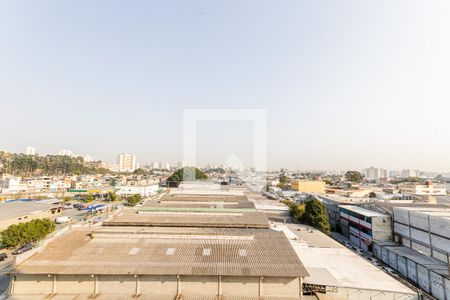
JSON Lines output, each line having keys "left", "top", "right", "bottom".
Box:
{"left": 161, "top": 194, "right": 249, "bottom": 202}
{"left": 0, "top": 201, "right": 60, "bottom": 221}
{"left": 15, "top": 227, "right": 309, "bottom": 278}
{"left": 103, "top": 210, "right": 269, "bottom": 229}
{"left": 146, "top": 199, "right": 256, "bottom": 210}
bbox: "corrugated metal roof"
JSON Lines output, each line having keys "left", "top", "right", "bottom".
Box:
{"left": 0, "top": 201, "right": 60, "bottom": 220}
{"left": 103, "top": 211, "right": 269, "bottom": 229}
{"left": 15, "top": 227, "right": 309, "bottom": 278}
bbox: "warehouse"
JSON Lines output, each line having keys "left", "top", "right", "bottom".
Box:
{"left": 391, "top": 206, "right": 450, "bottom": 263}
{"left": 278, "top": 223, "right": 419, "bottom": 300}
{"left": 0, "top": 200, "right": 62, "bottom": 231}
{"left": 373, "top": 241, "right": 450, "bottom": 300}
{"left": 151, "top": 193, "right": 255, "bottom": 209}
{"left": 338, "top": 205, "right": 392, "bottom": 251}
{"left": 103, "top": 208, "right": 269, "bottom": 229}
{"left": 10, "top": 226, "right": 308, "bottom": 299}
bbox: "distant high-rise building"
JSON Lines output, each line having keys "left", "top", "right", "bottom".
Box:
{"left": 117, "top": 153, "right": 137, "bottom": 172}
{"left": 83, "top": 154, "right": 93, "bottom": 162}
{"left": 58, "top": 149, "right": 73, "bottom": 156}
{"left": 401, "top": 169, "right": 418, "bottom": 178}
{"left": 362, "top": 167, "right": 389, "bottom": 180}
{"left": 25, "top": 146, "right": 36, "bottom": 155}
{"left": 161, "top": 162, "right": 171, "bottom": 170}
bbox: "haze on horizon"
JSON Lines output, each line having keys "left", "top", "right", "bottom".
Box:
{"left": 1, "top": 1, "right": 450, "bottom": 172}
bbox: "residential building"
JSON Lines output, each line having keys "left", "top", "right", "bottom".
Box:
{"left": 339, "top": 205, "right": 392, "bottom": 251}
{"left": 363, "top": 167, "right": 389, "bottom": 180}
{"left": 291, "top": 180, "right": 325, "bottom": 193}
{"left": 0, "top": 177, "right": 24, "bottom": 194}
{"left": 401, "top": 169, "right": 419, "bottom": 178}
{"left": 25, "top": 146, "right": 36, "bottom": 155}
{"left": 117, "top": 153, "right": 137, "bottom": 172}
{"left": 83, "top": 154, "right": 93, "bottom": 162}
{"left": 115, "top": 184, "right": 160, "bottom": 197}
{"left": 58, "top": 149, "right": 73, "bottom": 156}
{"left": 399, "top": 181, "right": 447, "bottom": 196}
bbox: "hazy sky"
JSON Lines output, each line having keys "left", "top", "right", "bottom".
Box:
{"left": 1, "top": 1, "right": 450, "bottom": 171}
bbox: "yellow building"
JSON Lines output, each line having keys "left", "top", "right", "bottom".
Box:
{"left": 291, "top": 180, "right": 325, "bottom": 193}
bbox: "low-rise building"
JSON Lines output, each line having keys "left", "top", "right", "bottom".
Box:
{"left": 0, "top": 200, "right": 62, "bottom": 230}
{"left": 115, "top": 184, "right": 159, "bottom": 197}
{"left": 339, "top": 205, "right": 392, "bottom": 251}
{"left": 399, "top": 181, "right": 447, "bottom": 196}
{"left": 279, "top": 223, "right": 418, "bottom": 299}
{"left": 291, "top": 180, "right": 325, "bottom": 194}
{"left": 373, "top": 241, "right": 449, "bottom": 300}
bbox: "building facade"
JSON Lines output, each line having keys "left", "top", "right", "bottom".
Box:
{"left": 399, "top": 181, "right": 447, "bottom": 196}
{"left": 339, "top": 205, "right": 392, "bottom": 251}
{"left": 291, "top": 180, "right": 325, "bottom": 194}
{"left": 117, "top": 153, "right": 137, "bottom": 172}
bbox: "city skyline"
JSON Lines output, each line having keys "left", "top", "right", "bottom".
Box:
{"left": 1, "top": 1, "right": 450, "bottom": 171}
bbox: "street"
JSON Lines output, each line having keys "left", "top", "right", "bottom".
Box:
{"left": 0, "top": 253, "right": 14, "bottom": 296}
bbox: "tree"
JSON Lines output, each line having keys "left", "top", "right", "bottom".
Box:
{"left": 345, "top": 171, "right": 364, "bottom": 183}
{"left": 288, "top": 203, "right": 305, "bottom": 223}
{"left": 107, "top": 192, "right": 119, "bottom": 202}
{"left": 166, "top": 167, "right": 208, "bottom": 187}
{"left": 85, "top": 194, "right": 94, "bottom": 203}
{"left": 0, "top": 218, "right": 55, "bottom": 248}
{"left": 369, "top": 191, "right": 377, "bottom": 198}
{"left": 303, "top": 199, "right": 330, "bottom": 233}
{"left": 126, "top": 194, "right": 142, "bottom": 206}
{"left": 133, "top": 168, "right": 152, "bottom": 175}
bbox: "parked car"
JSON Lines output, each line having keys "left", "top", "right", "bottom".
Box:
{"left": 55, "top": 216, "right": 72, "bottom": 224}
{"left": 12, "top": 243, "right": 34, "bottom": 255}
{"left": 0, "top": 253, "right": 7, "bottom": 261}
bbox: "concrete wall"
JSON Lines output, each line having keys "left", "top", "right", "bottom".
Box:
{"left": 373, "top": 242, "right": 449, "bottom": 300}
{"left": 13, "top": 274, "right": 53, "bottom": 295}
{"left": 262, "top": 277, "right": 299, "bottom": 296}
{"left": 11, "top": 274, "right": 302, "bottom": 298}
{"left": 393, "top": 208, "right": 410, "bottom": 225}
{"left": 430, "top": 271, "right": 446, "bottom": 300}
{"left": 445, "top": 278, "right": 450, "bottom": 300}
{"left": 409, "top": 211, "right": 429, "bottom": 231}
{"left": 430, "top": 216, "right": 450, "bottom": 239}
{"left": 417, "top": 264, "right": 430, "bottom": 293}
{"left": 139, "top": 275, "right": 177, "bottom": 295}
{"left": 221, "top": 276, "right": 259, "bottom": 296}
{"left": 372, "top": 216, "right": 393, "bottom": 241}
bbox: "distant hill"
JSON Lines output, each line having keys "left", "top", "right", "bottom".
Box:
{"left": 0, "top": 151, "right": 110, "bottom": 176}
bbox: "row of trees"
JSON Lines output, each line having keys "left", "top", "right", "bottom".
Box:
{"left": 287, "top": 198, "right": 331, "bottom": 233}
{"left": 0, "top": 151, "right": 109, "bottom": 176}
{"left": 0, "top": 218, "right": 55, "bottom": 248}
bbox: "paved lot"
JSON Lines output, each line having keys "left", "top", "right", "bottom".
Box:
{"left": 0, "top": 252, "right": 14, "bottom": 295}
